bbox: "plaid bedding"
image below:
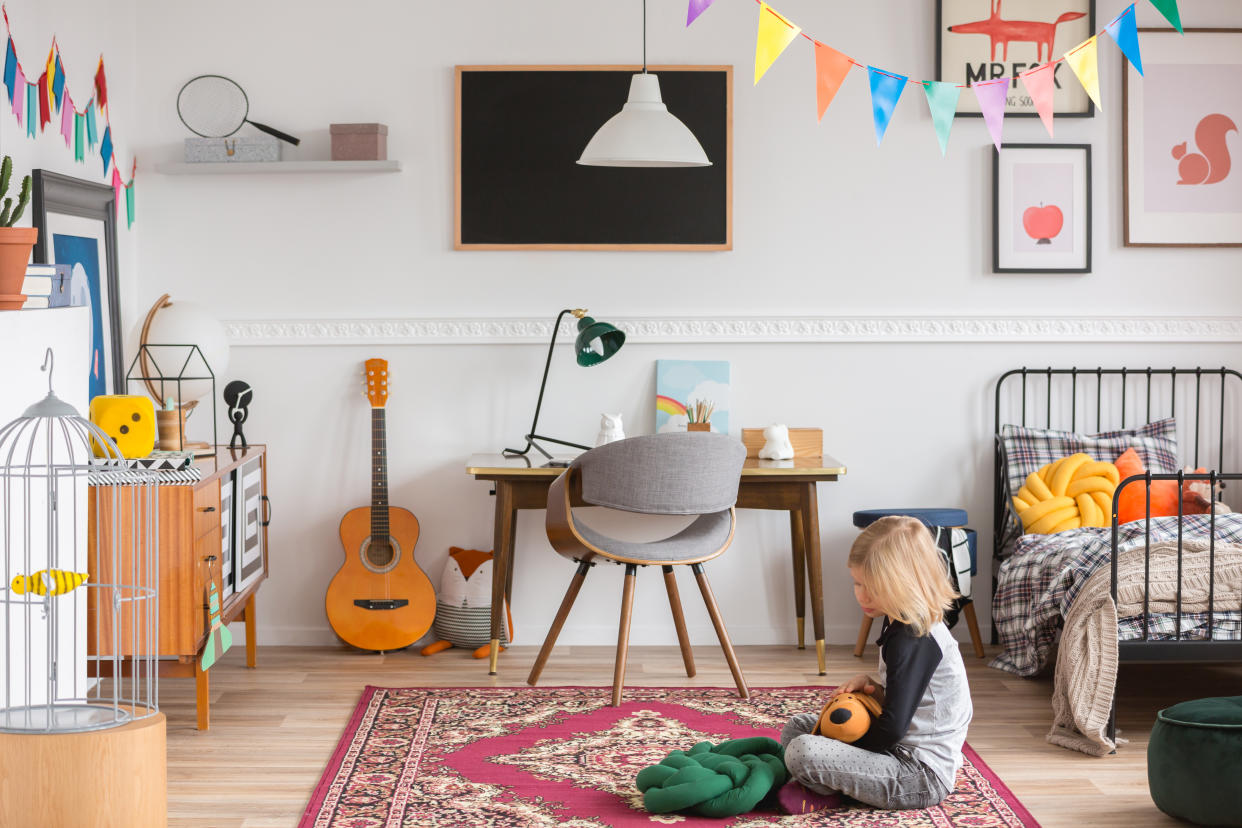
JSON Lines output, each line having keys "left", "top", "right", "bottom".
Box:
{"left": 992, "top": 513, "right": 1242, "bottom": 676}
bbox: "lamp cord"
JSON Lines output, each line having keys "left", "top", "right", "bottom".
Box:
{"left": 642, "top": 0, "right": 647, "bottom": 73}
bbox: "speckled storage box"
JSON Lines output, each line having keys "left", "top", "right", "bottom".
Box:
{"left": 330, "top": 123, "right": 387, "bottom": 161}
{"left": 184, "top": 135, "right": 280, "bottom": 162}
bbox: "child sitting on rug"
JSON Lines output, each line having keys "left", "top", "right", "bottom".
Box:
{"left": 778, "top": 516, "right": 973, "bottom": 814}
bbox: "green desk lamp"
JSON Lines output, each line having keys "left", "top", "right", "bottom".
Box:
{"left": 504, "top": 308, "right": 625, "bottom": 462}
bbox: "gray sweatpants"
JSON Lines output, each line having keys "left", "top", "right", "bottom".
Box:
{"left": 780, "top": 713, "right": 950, "bottom": 810}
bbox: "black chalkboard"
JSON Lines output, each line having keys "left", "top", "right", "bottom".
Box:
{"left": 455, "top": 66, "right": 732, "bottom": 250}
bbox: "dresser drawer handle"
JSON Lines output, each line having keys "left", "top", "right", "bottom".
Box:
{"left": 261, "top": 495, "right": 272, "bottom": 527}
{"left": 198, "top": 506, "right": 217, "bottom": 513}
{"left": 203, "top": 555, "right": 218, "bottom": 562}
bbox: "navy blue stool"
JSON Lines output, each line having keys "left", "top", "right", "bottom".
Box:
{"left": 851, "top": 508, "right": 985, "bottom": 659}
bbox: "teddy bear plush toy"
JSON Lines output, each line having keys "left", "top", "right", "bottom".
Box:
{"left": 813, "top": 692, "right": 883, "bottom": 743}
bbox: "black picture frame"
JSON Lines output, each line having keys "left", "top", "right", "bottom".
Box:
{"left": 936, "top": 0, "right": 1096, "bottom": 118}
{"left": 31, "top": 170, "right": 123, "bottom": 396}
{"left": 992, "top": 143, "right": 1092, "bottom": 273}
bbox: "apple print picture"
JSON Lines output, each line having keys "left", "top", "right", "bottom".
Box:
{"left": 993, "top": 143, "right": 1090, "bottom": 272}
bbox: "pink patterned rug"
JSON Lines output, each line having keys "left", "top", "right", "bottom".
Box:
{"left": 299, "top": 686, "right": 1039, "bottom": 827}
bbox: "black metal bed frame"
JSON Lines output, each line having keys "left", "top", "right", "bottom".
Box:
{"left": 992, "top": 367, "right": 1242, "bottom": 746}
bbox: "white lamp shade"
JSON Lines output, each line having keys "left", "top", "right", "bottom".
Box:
{"left": 578, "top": 73, "right": 711, "bottom": 168}
{"left": 142, "top": 302, "right": 230, "bottom": 406}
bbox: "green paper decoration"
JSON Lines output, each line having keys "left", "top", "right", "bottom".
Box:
{"left": 125, "top": 184, "right": 134, "bottom": 228}
{"left": 73, "top": 113, "right": 84, "bottom": 162}
{"left": 1148, "top": 0, "right": 1183, "bottom": 34}
{"left": 921, "top": 81, "right": 960, "bottom": 157}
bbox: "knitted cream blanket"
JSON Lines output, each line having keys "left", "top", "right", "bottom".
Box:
{"left": 1048, "top": 536, "right": 1242, "bottom": 756}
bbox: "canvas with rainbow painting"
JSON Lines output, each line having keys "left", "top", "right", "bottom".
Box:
{"left": 655, "top": 359, "right": 730, "bottom": 435}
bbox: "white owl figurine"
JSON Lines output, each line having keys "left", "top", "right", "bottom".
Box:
{"left": 759, "top": 424, "right": 795, "bottom": 460}
{"left": 596, "top": 413, "right": 625, "bottom": 446}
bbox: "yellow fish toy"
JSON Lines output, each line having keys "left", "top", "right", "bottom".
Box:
{"left": 10, "top": 570, "right": 90, "bottom": 597}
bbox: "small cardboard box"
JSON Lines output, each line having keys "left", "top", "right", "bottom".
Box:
{"left": 184, "top": 135, "right": 280, "bottom": 163}
{"left": 330, "top": 123, "right": 388, "bottom": 161}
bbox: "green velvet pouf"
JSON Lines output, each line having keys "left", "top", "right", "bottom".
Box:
{"left": 1148, "top": 696, "right": 1242, "bottom": 826}
{"left": 636, "top": 737, "right": 787, "bottom": 818}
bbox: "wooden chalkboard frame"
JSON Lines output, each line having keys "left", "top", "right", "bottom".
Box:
{"left": 454, "top": 65, "right": 733, "bottom": 251}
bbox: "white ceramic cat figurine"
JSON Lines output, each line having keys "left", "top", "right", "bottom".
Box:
{"left": 595, "top": 413, "right": 625, "bottom": 447}
{"left": 759, "top": 424, "right": 794, "bottom": 460}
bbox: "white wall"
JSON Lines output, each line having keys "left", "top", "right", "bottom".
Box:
{"left": 129, "top": 1, "right": 1242, "bottom": 649}
{"left": 2, "top": 0, "right": 139, "bottom": 326}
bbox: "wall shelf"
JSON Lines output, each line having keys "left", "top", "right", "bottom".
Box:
{"left": 154, "top": 160, "right": 402, "bottom": 175}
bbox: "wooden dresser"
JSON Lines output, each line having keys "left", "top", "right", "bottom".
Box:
{"left": 90, "top": 445, "right": 270, "bottom": 730}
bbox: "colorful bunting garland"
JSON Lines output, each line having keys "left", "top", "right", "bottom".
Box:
{"left": 691, "top": 0, "right": 1180, "bottom": 155}
{"left": 0, "top": 5, "right": 135, "bottom": 227}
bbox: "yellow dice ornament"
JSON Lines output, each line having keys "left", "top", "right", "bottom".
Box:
{"left": 89, "top": 395, "right": 156, "bottom": 459}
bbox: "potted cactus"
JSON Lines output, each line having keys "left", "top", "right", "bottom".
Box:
{"left": 0, "top": 156, "right": 35, "bottom": 310}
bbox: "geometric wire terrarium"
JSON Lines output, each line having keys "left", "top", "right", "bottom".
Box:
{"left": 0, "top": 349, "right": 158, "bottom": 733}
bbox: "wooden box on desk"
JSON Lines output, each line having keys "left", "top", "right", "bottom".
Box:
{"left": 741, "top": 427, "right": 822, "bottom": 458}
{"left": 88, "top": 446, "right": 270, "bottom": 729}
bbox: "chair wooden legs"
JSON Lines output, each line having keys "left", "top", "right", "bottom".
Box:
{"left": 613, "top": 564, "right": 638, "bottom": 706}
{"left": 963, "top": 600, "right": 986, "bottom": 658}
{"left": 527, "top": 561, "right": 591, "bottom": 687}
{"left": 691, "top": 563, "right": 748, "bottom": 699}
{"left": 662, "top": 566, "right": 696, "bottom": 678}
{"left": 853, "top": 614, "right": 874, "bottom": 658}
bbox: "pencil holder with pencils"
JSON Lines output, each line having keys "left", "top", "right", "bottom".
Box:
{"left": 686, "top": 399, "right": 714, "bottom": 432}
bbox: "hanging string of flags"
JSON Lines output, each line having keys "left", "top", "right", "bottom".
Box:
{"left": 0, "top": 5, "right": 136, "bottom": 227}
{"left": 688, "top": 0, "right": 1184, "bottom": 155}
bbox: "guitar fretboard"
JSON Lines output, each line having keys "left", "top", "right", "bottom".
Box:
{"left": 370, "top": 408, "right": 389, "bottom": 541}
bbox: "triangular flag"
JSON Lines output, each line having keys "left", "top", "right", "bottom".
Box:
{"left": 100, "top": 126, "right": 112, "bottom": 176}
{"left": 754, "top": 3, "right": 801, "bottom": 85}
{"left": 126, "top": 183, "right": 135, "bottom": 229}
{"left": 44, "top": 47, "right": 54, "bottom": 112}
{"left": 3, "top": 39, "right": 15, "bottom": 104}
{"left": 867, "top": 66, "right": 907, "bottom": 146}
{"left": 686, "top": 0, "right": 714, "bottom": 27}
{"left": 26, "top": 83, "right": 36, "bottom": 137}
{"left": 1148, "top": 0, "right": 1183, "bottom": 34}
{"left": 60, "top": 89, "right": 73, "bottom": 147}
{"left": 921, "top": 81, "right": 960, "bottom": 156}
{"left": 111, "top": 166, "right": 123, "bottom": 217}
{"left": 1019, "top": 63, "right": 1057, "bottom": 138}
{"left": 12, "top": 67, "right": 24, "bottom": 123}
{"left": 85, "top": 101, "right": 97, "bottom": 147}
{"left": 1063, "top": 36, "right": 1102, "bottom": 111}
{"left": 52, "top": 55, "right": 64, "bottom": 113}
{"left": 74, "top": 113, "right": 85, "bottom": 162}
{"left": 1105, "top": 5, "right": 1143, "bottom": 76}
{"left": 972, "top": 77, "right": 1009, "bottom": 151}
{"left": 37, "top": 71, "right": 50, "bottom": 131}
{"left": 813, "top": 41, "right": 852, "bottom": 121}
{"left": 94, "top": 59, "right": 108, "bottom": 112}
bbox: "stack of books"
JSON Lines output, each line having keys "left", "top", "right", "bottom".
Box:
{"left": 22, "top": 263, "right": 75, "bottom": 309}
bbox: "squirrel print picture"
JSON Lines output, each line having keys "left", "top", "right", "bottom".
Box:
{"left": 1173, "top": 114, "right": 1237, "bottom": 186}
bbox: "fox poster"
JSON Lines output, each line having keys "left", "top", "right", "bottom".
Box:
{"left": 937, "top": 0, "right": 1095, "bottom": 116}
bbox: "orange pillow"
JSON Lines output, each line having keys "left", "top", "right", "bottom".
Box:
{"left": 1114, "top": 448, "right": 1193, "bottom": 523}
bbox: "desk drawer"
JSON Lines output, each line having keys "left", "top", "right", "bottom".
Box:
{"left": 193, "top": 483, "right": 221, "bottom": 539}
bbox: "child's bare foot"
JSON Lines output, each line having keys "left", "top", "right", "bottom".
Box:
{"left": 776, "top": 779, "right": 844, "bottom": 814}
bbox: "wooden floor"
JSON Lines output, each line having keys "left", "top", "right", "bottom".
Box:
{"left": 163, "top": 643, "right": 1242, "bottom": 827}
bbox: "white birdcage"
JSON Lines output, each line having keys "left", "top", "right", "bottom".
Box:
{"left": 0, "top": 349, "right": 158, "bottom": 733}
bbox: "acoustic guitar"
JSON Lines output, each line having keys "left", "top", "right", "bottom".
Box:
{"left": 325, "top": 358, "right": 436, "bottom": 651}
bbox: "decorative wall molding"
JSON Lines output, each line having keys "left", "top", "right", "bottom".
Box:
{"left": 224, "top": 315, "right": 1242, "bottom": 346}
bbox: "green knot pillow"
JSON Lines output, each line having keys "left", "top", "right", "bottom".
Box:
{"left": 1148, "top": 696, "right": 1242, "bottom": 826}
{"left": 635, "top": 737, "right": 787, "bottom": 818}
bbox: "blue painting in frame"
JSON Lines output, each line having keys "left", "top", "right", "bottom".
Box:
{"left": 32, "top": 171, "right": 121, "bottom": 400}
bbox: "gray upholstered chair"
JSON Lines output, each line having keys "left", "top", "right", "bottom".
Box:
{"left": 526, "top": 432, "right": 749, "bottom": 706}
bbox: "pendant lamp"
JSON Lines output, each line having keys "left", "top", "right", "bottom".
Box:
{"left": 578, "top": 0, "right": 711, "bottom": 168}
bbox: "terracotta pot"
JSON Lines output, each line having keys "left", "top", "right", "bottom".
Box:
{"left": 0, "top": 227, "right": 38, "bottom": 310}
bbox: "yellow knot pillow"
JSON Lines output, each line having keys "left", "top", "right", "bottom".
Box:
{"left": 1012, "top": 453, "right": 1119, "bottom": 533}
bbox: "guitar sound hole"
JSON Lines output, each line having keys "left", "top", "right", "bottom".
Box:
{"left": 361, "top": 536, "right": 401, "bottom": 574}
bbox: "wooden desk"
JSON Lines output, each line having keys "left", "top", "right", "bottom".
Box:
{"left": 466, "top": 452, "right": 846, "bottom": 676}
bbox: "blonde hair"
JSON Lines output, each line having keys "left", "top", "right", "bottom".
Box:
{"left": 848, "top": 516, "right": 958, "bottom": 636}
